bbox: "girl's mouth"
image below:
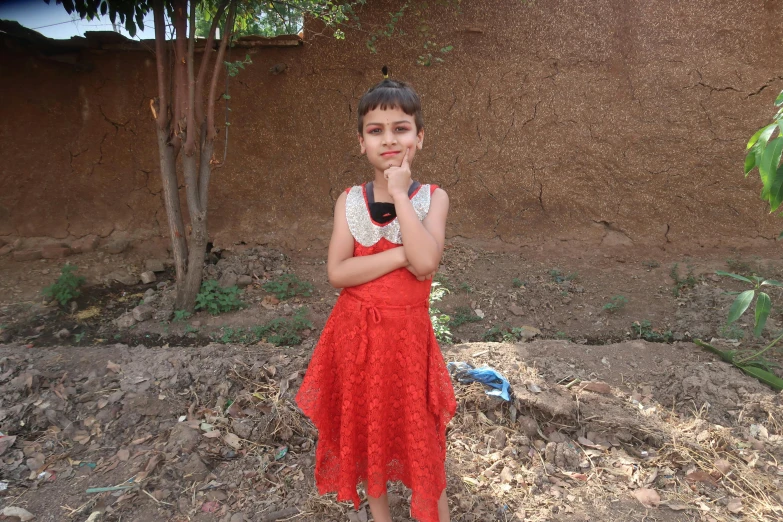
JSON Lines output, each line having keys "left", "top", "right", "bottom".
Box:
{"left": 381, "top": 151, "right": 400, "bottom": 157}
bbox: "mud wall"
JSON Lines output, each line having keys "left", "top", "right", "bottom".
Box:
{"left": 2, "top": 0, "right": 783, "bottom": 252}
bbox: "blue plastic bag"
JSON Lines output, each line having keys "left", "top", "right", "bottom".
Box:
{"left": 447, "top": 361, "right": 512, "bottom": 401}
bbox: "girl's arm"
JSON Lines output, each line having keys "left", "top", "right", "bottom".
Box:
{"left": 392, "top": 187, "right": 448, "bottom": 275}
{"left": 327, "top": 191, "right": 409, "bottom": 289}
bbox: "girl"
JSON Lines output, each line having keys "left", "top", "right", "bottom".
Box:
{"left": 295, "top": 74, "right": 457, "bottom": 522}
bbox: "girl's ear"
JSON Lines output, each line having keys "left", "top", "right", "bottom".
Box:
{"left": 358, "top": 133, "right": 366, "bottom": 155}
{"left": 417, "top": 129, "right": 424, "bottom": 150}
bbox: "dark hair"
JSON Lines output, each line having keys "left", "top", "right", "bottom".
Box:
{"left": 357, "top": 79, "right": 424, "bottom": 134}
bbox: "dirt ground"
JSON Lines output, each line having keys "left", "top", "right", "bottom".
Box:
{"left": 1, "top": 238, "right": 783, "bottom": 521}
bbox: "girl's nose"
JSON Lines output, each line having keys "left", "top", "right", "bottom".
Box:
{"left": 383, "top": 129, "right": 396, "bottom": 145}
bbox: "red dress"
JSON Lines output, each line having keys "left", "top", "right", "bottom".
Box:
{"left": 296, "top": 183, "right": 457, "bottom": 522}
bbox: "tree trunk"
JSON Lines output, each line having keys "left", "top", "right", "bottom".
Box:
{"left": 156, "top": 126, "right": 188, "bottom": 284}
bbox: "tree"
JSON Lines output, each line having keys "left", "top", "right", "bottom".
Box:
{"left": 745, "top": 90, "right": 783, "bottom": 215}
{"left": 46, "top": 0, "right": 359, "bottom": 311}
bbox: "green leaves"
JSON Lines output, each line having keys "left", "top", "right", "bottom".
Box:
{"left": 718, "top": 272, "right": 781, "bottom": 337}
{"left": 727, "top": 289, "right": 754, "bottom": 324}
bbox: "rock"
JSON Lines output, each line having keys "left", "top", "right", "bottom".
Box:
{"left": 490, "top": 427, "right": 507, "bottom": 449}
{"left": 132, "top": 305, "right": 154, "bottom": 322}
{"left": 545, "top": 440, "right": 581, "bottom": 471}
{"left": 42, "top": 244, "right": 72, "bottom": 259}
{"left": 517, "top": 416, "right": 539, "bottom": 438}
{"left": 105, "top": 238, "right": 129, "bottom": 255}
{"left": 55, "top": 328, "right": 71, "bottom": 339}
{"left": 12, "top": 249, "right": 42, "bottom": 262}
{"left": 106, "top": 271, "right": 139, "bottom": 286}
{"left": 145, "top": 259, "right": 166, "bottom": 273}
{"left": 71, "top": 234, "right": 99, "bottom": 253}
{"left": 154, "top": 308, "right": 173, "bottom": 322}
{"left": 2, "top": 507, "right": 35, "bottom": 521}
{"left": 167, "top": 423, "right": 201, "bottom": 454}
{"left": 237, "top": 275, "right": 253, "bottom": 288}
{"left": 508, "top": 305, "right": 526, "bottom": 316}
{"left": 140, "top": 271, "right": 157, "bottom": 284}
{"left": 219, "top": 271, "right": 238, "bottom": 288}
{"left": 181, "top": 453, "right": 209, "bottom": 481}
{"left": 500, "top": 466, "right": 514, "bottom": 484}
{"left": 115, "top": 312, "right": 137, "bottom": 328}
{"left": 0, "top": 244, "right": 13, "bottom": 256}
{"left": 580, "top": 381, "right": 612, "bottom": 394}
{"left": 229, "top": 514, "right": 245, "bottom": 522}
{"left": 517, "top": 326, "right": 542, "bottom": 340}
{"left": 232, "top": 419, "right": 253, "bottom": 440}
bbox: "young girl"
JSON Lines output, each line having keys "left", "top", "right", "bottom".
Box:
{"left": 295, "top": 74, "right": 457, "bottom": 522}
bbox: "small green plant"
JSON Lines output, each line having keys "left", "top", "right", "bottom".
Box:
{"left": 556, "top": 331, "right": 569, "bottom": 340}
{"left": 184, "top": 324, "right": 199, "bottom": 334}
{"left": 433, "top": 273, "right": 453, "bottom": 291}
{"left": 459, "top": 282, "right": 473, "bottom": 294}
{"left": 253, "top": 307, "right": 313, "bottom": 346}
{"left": 603, "top": 295, "right": 629, "bottom": 313}
{"left": 642, "top": 260, "right": 660, "bottom": 269}
{"left": 631, "top": 320, "right": 673, "bottom": 343}
{"left": 173, "top": 310, "right": 192, "bottom": 322}
{"left": 451, "top": 306, "right": 483, "bottom": 328}
{"left": 262, "top": 274, "right": 314, "bottom": 300}
{"left": 718, "top": 324, "right": 745, "bottom": 340}
{"left": 549, "top": 269, "right": 578, "bottom": 284}
{"left": 429, "top": 282, "right": 452, "bottom": 344}
{"left": 512, "top": 278, "right": 525, "bottom": 288}
{"left": 482, "top": 323, "right": 525, "bottom": 343}
{"left": 670, "top": 263, "right": 697, "bottom": 297}
{"left": 726, "top": 258, "right": 754, "bottom": 277}
{"left": 195, "top": 280, "right": 245, "bottom": 315}
{"left": 43, "top": 265, "right": 85, "bottom": 307}
{"left": 717, "top": 271, "right": 783, "bottom": 337}
{"left": 73, "top": 332, "right": 85, "bottom": 344}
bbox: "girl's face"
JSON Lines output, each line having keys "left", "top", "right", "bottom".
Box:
{"left": 358, "top": 106, "right": 424, "bottom": 174}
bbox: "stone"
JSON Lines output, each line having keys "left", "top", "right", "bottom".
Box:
{"left": 509, "top": 305, "right": 526, "bottom": 316}
{"left": 517, "top": 326, "right": 542, "bottom": 340}
{"left": 55, "top": 328, "right": 71, "bottom": 339}
{"left": 219, "top": 271, "right": 238, "bottom": 288}
{"left": 106, "top": 271, "right": 139, "bottom": 286}
{"left": 42, "top": 244, "right": 72, "bottom": 259}
{"left": 580, "top": 382, "right": 612, "bottom": 394}
{"left": 500, "top": 466, "right": 514, "bottom": 484}
{"left": 145, "top": 259, "right": 166, "bottom": 273}
{"left": 237, "top": 275, "right": 253, "bottom": 288}
{"left": 115, "top": 312, "right": 136, "bottom": 328}
{"left": 12, "top": 249, "right": 42, "bottom": 262}
{"left": 132, "top": 305, "right": 154, "bottom": 322}
{"left": 71, "top": 235, "right": 99, "bottom": 253}
{"left": 181, "top": 453, "right": 209, "bottom": 481}
{"left": 154, "top": 308, "right": 173, "bottom": 322}
{"left": 232, "top": 419, "right": 252, "bottom": 440}
{"left": 167, "top": 423, "right": 201, "bottom": 454}
{"left": 105, "top": 239, "right": 129, "bottom": 255}
{"left": 0, "top": 244, "right": 12, "bottom": 256}
{"left": 140, "top": 271, "right": 157, "bottom": 284}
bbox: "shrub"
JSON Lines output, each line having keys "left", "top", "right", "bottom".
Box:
{"left": 43, "top": 265, "right": 85, "bottom": 307}
{"left": 195, "top": 280, "right": 244, "bottom": 315}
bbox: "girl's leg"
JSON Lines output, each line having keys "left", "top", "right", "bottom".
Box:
{"left": 362, "top": 481, "right": 392, "bottom": 522}
{"left": 437, "top": 488, "right": 450, "bottom": 522}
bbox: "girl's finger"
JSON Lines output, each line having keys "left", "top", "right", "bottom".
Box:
{"left": 400, "top": 147, "right": 411, "bottom": 168}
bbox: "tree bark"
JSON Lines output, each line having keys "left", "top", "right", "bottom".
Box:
{"left": 153, "top": 0, "right": 187, "bottom": 283}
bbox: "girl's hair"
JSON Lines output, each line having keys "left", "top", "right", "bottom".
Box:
{"left": 357, "top": 79, "right": 424, "bottom": 134}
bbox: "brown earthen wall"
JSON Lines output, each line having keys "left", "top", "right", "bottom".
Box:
{"left": 2, "top": 0, "right": 783, "bottom": 252}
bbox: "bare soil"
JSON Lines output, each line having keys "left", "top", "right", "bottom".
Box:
{"left": 1, "top": 239, "right": 783, "bottom": 521}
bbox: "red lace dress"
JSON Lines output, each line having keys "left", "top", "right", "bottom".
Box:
{"left": 295, "top": 183, "right": 457, "bottom": 522}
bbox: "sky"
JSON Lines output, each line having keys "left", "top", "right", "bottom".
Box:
{"left": 0, "top": 0, "right": 157, "bottom": 40}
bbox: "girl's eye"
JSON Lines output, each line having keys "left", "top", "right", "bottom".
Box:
{"left": 368, "top": 128, "right": 381, "bottom": 134}
{"left": 396, "top": 126, "right": 410, "bottom": 132}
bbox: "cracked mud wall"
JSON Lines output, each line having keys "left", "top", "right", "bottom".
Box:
{"left": 2, "top": 0, "right": 783, "bottom": 251}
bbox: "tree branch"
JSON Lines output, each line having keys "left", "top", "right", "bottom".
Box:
{"left": 183, "top": 0, "right": 198, "bottom": 157}
{"left": 195, "top": 0, "right": 229, "bottom": 125}
{"left": 152, "top": 0, "right": 168, "bottom": 130}
{"left": 171, "top": 0, "right": 188, "bottom": 150}
{"left": 206, "top": 0, "right": 236, "bottom": 142}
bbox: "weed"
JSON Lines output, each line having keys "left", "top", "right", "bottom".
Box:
{"left": 253, "top": 307, "right": 313, "bottom": 346}
{"left": 184, "top": 324, "right": 199, "bottom": 334}
{"left": 262, "top": 274, "right": 313, "bottom": 300}
{"left": 430, "top": 282, "right": 452, "bottom": 344}
{"left": 195, "top": 280, "right": 245, "bottom": 315}
{"left": 73, "top": 332, "right": 85, "bottom": 344}
{"left": 719, "top": 324, "right": 745, "bottom": 340}
{"left": 632, "top": 320, "right": 673, "bottom": 343}
{"left": 173, "top": 310, "right": 192, "bottom": 322}
{"left": 482, "top": 323, "right": 525, "bottom": 343}
{"left": 603, "top": 295, "right": 628, "bottom": 313}
{"left": 451, "top": 306, "right": 483, "bottom": 328}
{"left": 642, "top": 259, "right": 660, "bottom": 269}
{"left": 726, "top": 258, "right": 754, "bottom": 276}
{"left": 43, "top": 265, "right": 85, "bottom": 307}
{"left": 670, "top": 263, "right": 697, "bottom": 297}
{"left": 549, "top": 269, "right": 578, "bottom": 284}
{"left": 433, "top": 273, "right": 453, "bottom": 291}
{"left": 512, "top": 278, "right": 525, "bottom": 288}
{"left": 459, "top": 282, "right": 473, "bottom": 294}
{"left": 556, "top": 331, "right": 569, "bottom": 340}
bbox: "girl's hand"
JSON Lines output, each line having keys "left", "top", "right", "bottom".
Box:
{"left": 385, "top": 147, "right": 413, "bottom": 199}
